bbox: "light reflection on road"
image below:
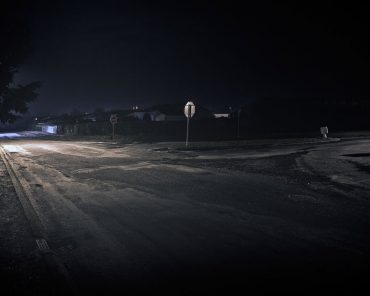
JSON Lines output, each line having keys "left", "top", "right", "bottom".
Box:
{"left": 2, "top": 145, "right": 27, "bottom": 153}
{"left": 0, "top": 131, "right": 50, "bottom": 139}
{"left": 0, "top": 133, "right": 21, "bottom": 138}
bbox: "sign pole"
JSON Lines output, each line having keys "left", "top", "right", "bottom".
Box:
{"left": 237, "top": 109, "right": 241, "bottom": 138}
{"left": 186, "top": 116, "right": 190, "bottom": 148}
{"left": 184, "top": 101, "right": 195, "bottom": 148}
{"left": 110, "top": 114, "right": 118, "bottom": 140}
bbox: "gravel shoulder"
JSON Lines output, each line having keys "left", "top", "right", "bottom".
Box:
{"left": 0, "top": 154, "right": 49, "bottom": 295}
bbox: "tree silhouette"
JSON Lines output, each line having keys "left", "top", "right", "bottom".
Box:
{"left": 0, "top": 1, "right": 41, "bottom": 123}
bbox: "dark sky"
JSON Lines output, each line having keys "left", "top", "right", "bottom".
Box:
{"left": 13, "top": 0, "right": 370, "bottom": 114}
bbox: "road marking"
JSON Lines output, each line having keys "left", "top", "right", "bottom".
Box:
{"left": 3, "top": 144, "right": 26, "bottom": 153}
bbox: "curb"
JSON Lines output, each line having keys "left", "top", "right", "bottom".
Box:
{"left": 0, "top": 146, "right": 76, "bottom": 295}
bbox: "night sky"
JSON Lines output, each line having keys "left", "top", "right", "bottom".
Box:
{"left": 13, "top": 0, "right": 370, "bottom": 114}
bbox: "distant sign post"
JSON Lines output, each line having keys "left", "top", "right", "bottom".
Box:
{"left": 110, "top": 114, "right": 118, "bottom": 140}
{"left": 184, "top": 101, "right": 195, "bottom": 148}
{"left": 320, "top": 126, "right": 328, "bottom": 138}
{"left": 237, "top": 109, "right": 241, "bottom": 138}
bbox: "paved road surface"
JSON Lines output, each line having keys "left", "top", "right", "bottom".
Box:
{"left": 1, "top": 137, "right": 370, "bottom": 293}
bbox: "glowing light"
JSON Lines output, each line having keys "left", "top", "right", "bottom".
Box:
{"left": 41, "top": 125, "right": 57, "bottom": 134}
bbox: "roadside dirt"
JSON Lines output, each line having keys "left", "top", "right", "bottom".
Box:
{"left": 0, "top": 157, "right": 48, "bottom": 295}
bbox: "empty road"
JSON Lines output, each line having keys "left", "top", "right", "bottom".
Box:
{"left": 1, "top": 136, "right": 370, "bottom": 293}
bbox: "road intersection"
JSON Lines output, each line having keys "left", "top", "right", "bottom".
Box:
{"left": 1, "top": 136, "right": 370, "bottom": 293}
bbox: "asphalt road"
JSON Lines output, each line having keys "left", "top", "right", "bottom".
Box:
{"left": 1, "top": 137, "right": 370, "bottom": 293}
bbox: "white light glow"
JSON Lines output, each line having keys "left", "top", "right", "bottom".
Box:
{"left": 41, "top": 125, "right": 57, "bottom": 134}
{"left": 0, "top": 133, "right": 21, "bottom": 138}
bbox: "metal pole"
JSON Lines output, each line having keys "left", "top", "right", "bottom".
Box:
{"left": 112, "top": 123, "right": 115, "bottom": 140}
{"left": 186, "top": 117, "right": 190, "bottom": 148}
{"left": 237, "top": 110, "right": 240, "bottom": 138}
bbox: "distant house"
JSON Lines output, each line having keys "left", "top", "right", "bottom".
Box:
{"left": 35, "top": 120, "right": 58, "bottom": 134}
{"left": 82, "top": 113, "right": 97, "bottom": 122}
{"left": 213, "top": 107, "right": 233, "bottom": 119}
{"left": 128, "top": 110, "right": 169, "bottom": 121}
{"left": 34, "top": 113, "right": 91, "bottom": 134}
{"left": 129, "top": 103, "right": 214, "bottom": 121}
{"left": 214, "top": 113, "right": 231, "bottom": 119}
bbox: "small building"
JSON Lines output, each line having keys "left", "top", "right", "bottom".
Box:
{"left": 128, "top": 111, "right": 169, "bottom": 121}
{"left": 41, "top": 124, "right": 58, "bottom": 133}
{"left": 214, "top": 113, "right": 230, "bottom": 119}
{"left": 213, "top": 106, "right": 233, "bottom": 119}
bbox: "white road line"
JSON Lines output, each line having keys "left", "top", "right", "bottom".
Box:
{"left": 3, "top": 144, "right": 26, "bottom": 153}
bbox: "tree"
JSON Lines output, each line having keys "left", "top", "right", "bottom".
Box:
{"left": 0, "top": 1, "right": 40, "bottom": 123}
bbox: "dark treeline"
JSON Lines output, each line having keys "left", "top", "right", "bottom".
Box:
{"left": 237, "top": 98, "right": 370, "bottom": 133}
{"left": 0, "top": 1, "right": 41, "bottom": 123}
{"left": 33, "top": 98, "right": 370, "bottom": 142}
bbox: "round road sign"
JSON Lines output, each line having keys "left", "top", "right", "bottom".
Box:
{"left": 110, "top": 114, "right": 118, "bottom": 124}
{"left": 184, "top": 101, "right": 195, "bottom": 118}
